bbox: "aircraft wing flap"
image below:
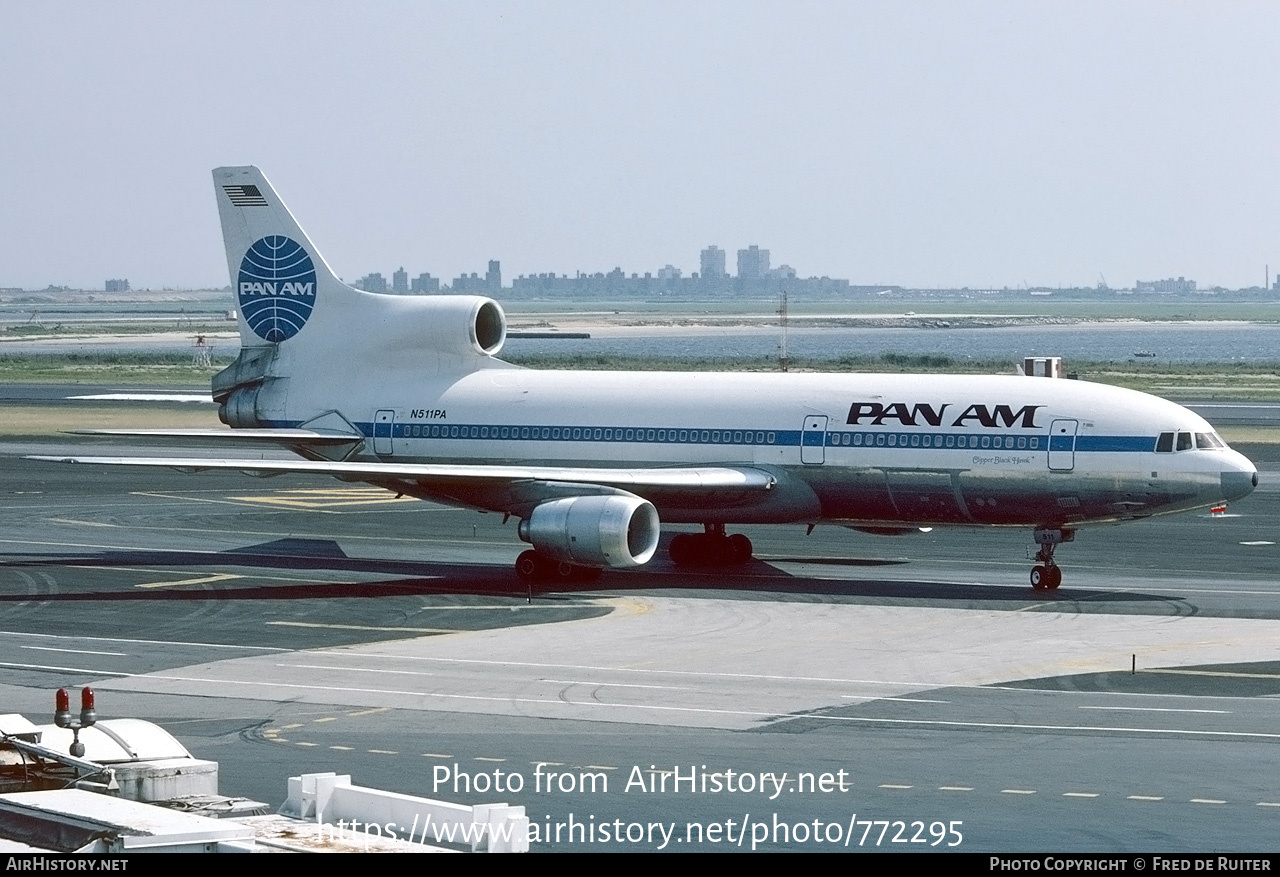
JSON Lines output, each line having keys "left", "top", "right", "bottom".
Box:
{"left": 26, "top": 455, "right": 777, "bottom": 491}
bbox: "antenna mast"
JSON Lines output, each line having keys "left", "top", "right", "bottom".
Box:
{"left": 778, "top": 291, "right": 789, "bottom": 372}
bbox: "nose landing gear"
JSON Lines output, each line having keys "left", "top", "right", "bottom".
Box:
{"left": 1030, "top": 528, "right": 1073, "bottom": 590}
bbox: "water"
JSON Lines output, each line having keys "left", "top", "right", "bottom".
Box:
{"left": 7, "top": 321, "right": 1279, "bottom": 364}
{"left": 504, "top": 322, "right": 1280, "bottom": 364}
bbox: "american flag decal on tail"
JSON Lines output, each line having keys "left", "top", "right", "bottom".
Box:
{"left": 223, "top": 184, "right": 267, "bottom": 207}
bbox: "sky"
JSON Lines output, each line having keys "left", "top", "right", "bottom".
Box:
{"left": 3, "top": 1, "right": 1280, "bottom": 290}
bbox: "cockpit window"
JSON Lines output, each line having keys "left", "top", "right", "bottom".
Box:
{"left": 1157, "top": 430, "right": 1226, "bottom": 452}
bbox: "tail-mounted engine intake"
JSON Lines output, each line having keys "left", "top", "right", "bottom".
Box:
{"left": 386, "top": 296, "right": 507, "bottom": 359}
{"left": 518, "top": 495, "right": 660, "bottom": 568}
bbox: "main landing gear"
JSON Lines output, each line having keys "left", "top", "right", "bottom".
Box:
{"left": 668, "top": 524, "right": 754, "bottom": 567}
{"left": 1030, "top": 527, "right": 1073, "bottom": 591}
{"left": 514, "top": 550, "right": 601, "bottom": 583}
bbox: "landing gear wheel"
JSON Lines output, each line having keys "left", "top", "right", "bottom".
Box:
{"left": 516, "top": 550, "right": 542, "bottom": 580}
{"left": 728, "top": 533, "right": 753, "bottom": 565}
{"left": 669, "top": 530, "right": 754, "bottom": 567}
{"left": 1030, "top": 565, "right": 1062, "bottom": 590}
{"left": 572, "top": 565, "right": 602, "bottom": 583}
{"left": 516, "top": 550, "right": 603, "bottom": 583}
{"left": 1029, "top": 528, "right": 1073, "bottom": 591}
{"left": 669, "top": 533, "right": 696, "bottom": 566}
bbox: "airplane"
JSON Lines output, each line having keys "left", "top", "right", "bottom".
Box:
{"left": 32, "top": 166, "right": 1259, "bottom": 590}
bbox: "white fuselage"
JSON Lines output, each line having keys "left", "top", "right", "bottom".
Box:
{"left": 258, "top": 366, "right": 1255, "bottom": 530}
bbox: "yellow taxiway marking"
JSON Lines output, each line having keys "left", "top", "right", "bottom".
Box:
{"left": 66, "top": 565, "right": 333, "bottom": 587}
{"left": 136, "top": 573, "right": 243, "bottom": 589}
{"left": 131, "top": 491, "right": 281, "bottom": 510}
{"left": 348, "top": 708, "right": 389, "bottom": 717}
{"left": 229, "top": 487, "right": 418, "bottom": 510}
{"left": 266, "top": 621, "right": 451, "bottom": 634}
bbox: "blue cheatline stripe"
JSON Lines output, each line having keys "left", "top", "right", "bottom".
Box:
{"left": 1075, "top": 435, "right": 1153, "bottom": 453}
{"left": 286, "top": 420, "right": 1162, "bottom": 454}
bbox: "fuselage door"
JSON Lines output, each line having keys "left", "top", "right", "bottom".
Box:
{"left": 1047, "top": 418, "right": 1078, "bottom": 471}
{"left": 374, "top": 409, "right": 395, "bottom": 456}
{"left": 801, "top": 415, "right": 829, "bottom": 465}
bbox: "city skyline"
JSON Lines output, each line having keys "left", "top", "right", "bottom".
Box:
{"left": 4, "top": 3, "right": 1280, "bottom": 290}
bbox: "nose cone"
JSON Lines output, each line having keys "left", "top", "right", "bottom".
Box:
{"left": 1221, "top": 452, "right": 1259, "bottom": 502}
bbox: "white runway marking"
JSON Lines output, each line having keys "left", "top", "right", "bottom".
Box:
{"left": 1078, "top": 705, "right": 1230, "bottom": 714}
{"left": 281, "top": 663, "right": 435, "bottom": 677}
{"left": 21, "top": 646, "right": 127, "bottom": 657}
{"left": 137, "top": 573, "right": 243, "bottom": 589}
{"left": 0, "top": 629, "right": 288, "bottom": 651}
{"left": 805, "top": 714, "right": 1280, "bottom": 740}
{"left": 266, "top": 621, "right": 451, "bottom": 634}
{"left": 540, "top": 679, "right": 692, "bottom": 691}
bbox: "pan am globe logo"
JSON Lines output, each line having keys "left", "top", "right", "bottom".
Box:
{"left": 237, "top": 235, "right": 318, "bottom": 343}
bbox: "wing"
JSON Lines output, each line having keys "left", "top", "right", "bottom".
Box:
{"left": 26, "top": 453, "right": 778, "bottom": 515}
{"left": 64, "top": 428, "right": 361, "bottom": 447}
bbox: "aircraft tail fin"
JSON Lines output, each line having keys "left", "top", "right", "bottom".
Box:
{"left": 210, "top": 166, "right": 507, "bottom": 429}
{"left": 213, "top": 166, "right": 344, "bottom": 348}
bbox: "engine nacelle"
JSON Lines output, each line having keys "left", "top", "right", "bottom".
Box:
{"left": 218, "top": 385, "right": 261, "bottom": 428}
{"left": 382, "top": 295, "right": 506, "bottom": 358}
{"left": 518, "top": 495, "right": 660, "bottom": 568}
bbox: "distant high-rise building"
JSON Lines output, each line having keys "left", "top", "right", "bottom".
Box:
{"left": 700, "top": 246, "right": 726, "bottom": 279}
{"left": 392, "top": 267, "right": 408, "bottom": 293}
{"left": 486, "top": 260, "right": 502, "bottom": 292}
{"left": 1135, "top": 276, "right": 1196, "bottom": 293}
{"left": 656, "top": 264, "right": 682, "bottom": 281}
{"left": 357, "top": 272, "right": 387, "bottom": 292}
{"left": 104, "top": 278, "right": 129, "bottom": 292}
{"left": 411, "top": 272, "right": 439, "bottom": 293}
{"left": 737, "top": 245, "right": 770, "bottom": 280}
{"left": 452, "top": 272, "right": 486, "bottom": 292}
